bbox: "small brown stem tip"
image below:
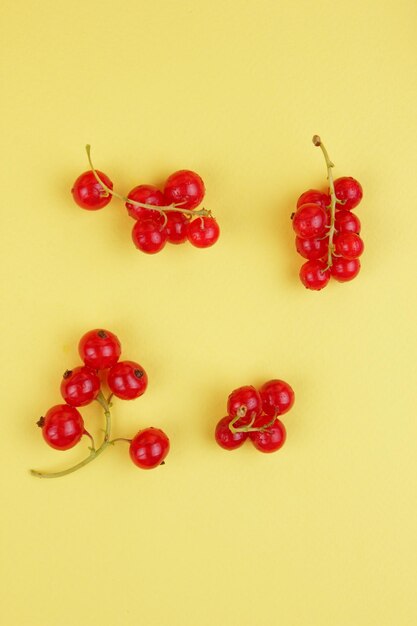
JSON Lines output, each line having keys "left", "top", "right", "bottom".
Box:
{"left": 312, "top": 135, "right": 321, "bottom": 146}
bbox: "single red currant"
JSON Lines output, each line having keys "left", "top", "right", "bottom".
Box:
{"left": 227, "top": 386, "right": 262, "bottom": 427}
{"left": 129, "top": 427, "right": 170, "bottom": 469}
{"left": 296, "top": 189, "right": 330, "bottom": 210}
{"left": 132, "top": 219, "right": 167, "bottom": 254}
{"left": 333, "top": 177, "right": 363, "bottom": 210}
{"left": 335, "top": 210, "right": 361, "bottom": 234}
{"left": 107, "top": 361, "right": 148, "bottom": 400}
{"left": 299, "top": 259, "right": 330, "bottom": 290}
{"left": 187, "top": 217, "right": 220, "bottom": 248}
{"left": 295, "top": 235, "right": 328, "bottom": 260}
{"left": 71, "top": 170, "right": 113, "bottom": 210}
{"left": 60, "top": 366, "right": 100, "bottom": 407}
{"left": 259, "top": 379, "right": 295, "bottom": 417}
{"left": 215, "top": 416, "right": 248, "bottom": 450}
{"left": 292, "top": 203, "right": 329, "bottom": 239}
{"left": 38, "top": 405, "right": 85, "bottom": 451}
{"left": 79, "top": 329, "right": 121, "bottom": 370}
{"left": 330, "top": 257, "right": 361, "bottom": 282}
{"left": 162, "top": 211, "right": 189, "bottom": 244}
{"left": 249, "top": 416, "right": 286, "bottom": 453}
{"left": 125, "top": 185, "right": 165, "bottom": 223}
{"left": 164, "top": 170, "right": 205, "bottom": 210}
{"left": 334, "top": 233, "right": 364, "bottom": 259}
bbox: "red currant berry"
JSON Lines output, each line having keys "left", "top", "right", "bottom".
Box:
{"left": 296, "top": 189, "right": 330, "bottom": 210}
{"left": 330, "top": 257, "right": 361, "bottom": 282}
{"left": 259, "top": 379, "right": 295, "bottom": 417}
{"left": 107, "top": 361, "right": 148, "bottom": 400}
{"left": 38, "top": 404, "right": 85, "bottom": 451}
{"left": 333, "top": 177, "right": 363, "bottom": 210}
{"left": 132, "top": 219, "right": 167, "bottom": 254}
{"left": 187, "top": 217, "right": 220, "bottom": 248}
{"left": 295, "top": 235, "right": 328, "bottom": 260}
{"left": 125, "top": 185, "right": 165, "bottom": 223}
{"left": 215, "top": 416, "right": 248, "bottom": 450}
{"left": 335, "top": 210, "right": 361, "bottom": 234}
{"left": 71, "top": 170, "right": 113, "bottom": 210}
{"left": 292, "top": 203, "right": 329, "bottom": 239}
{"left": 227, "top": 386, "right": 262, "bottom": 427}
{"left": 249, "top": 416, "right": 286, "bottom": 453}
{"left": 60, "top": 366, "right": 100, "bottom": 407}
{"left": 334, "top": 233, "right": 364, "bottom": 259}
{"left": 299, "top": 259, "right": 330, "bottom": 290}
{"left": 129, "top": 428, "right": 170, "bottom": 469}
{"left": 79, "top": 329, "right": 121, "bottom": 370}
{"left": 164, "top": 170, "right": 205, "bottom": 210}
{"left": 163, "top": 211, "right": 189, "bottom": 244}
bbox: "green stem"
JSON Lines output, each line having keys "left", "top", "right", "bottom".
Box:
{"left": 229, "top": 407, "right": 274, "bottom": 434}
{"left": 30, "top": 391, "right": 113, "bottom": 479}
{"left": 312, "top": 135, "right": 337, "bottom": 269}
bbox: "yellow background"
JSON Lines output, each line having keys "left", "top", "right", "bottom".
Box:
{"left": 1, "top": 1, "right": 417, "bottom": 624}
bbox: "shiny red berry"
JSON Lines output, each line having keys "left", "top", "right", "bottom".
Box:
{"left": 296, "top": 189, "right": 330, "bottom": 210}
{"left": 330, "top": 257, "right": 361, "bottom": 282}
{"left": 79, "top": 329, "right": 121, "bottom": 370}
{"left": 132, "top": 219, "right": 167, "bottom": 254}
{"left": 60, "top": 366, "right": 100, "bottom": 407}
{"left": 334, "top": 233, "right": 364, "bottom": 259}
{"left": 227, "top": 386, "right": 262, "bottom": 427}
{"left": 335, "top": 210, "right": 361, "bottom": 234}
{"left": 187, "top": 217, "right": 220, "bottom": 248}
{"left": 334, "top": 177, "right": 363, "bottom": 210}
{"left": 299, "top": 259, "right": 330, "bottom": 290}
{"left": 163, "top": 211, "right": 189, "bottom": 244}
{"left": 125, "top": 185, "right": 165, "bottom": 223}
{"left": 259, "top": 379, "right": 295, "bottom": 417}
{"left": 38, "top": 404, "right": 85, "bottom": 451}
{"left": 129, "top": 428, "right": 170, "bottom": 469}
{"left": 107, "top": 361, "right": 148, "bottom": 400}
{"left": 249, "top": 416, "right": 286, "bottom": 453}
{"left": 164, "top": 170, "right": 205, "bottom": 210}
{"left": 295, "top": 235, "right": 328, "bottom": 260}
{"left": 215, "top": 416, "right": 248, "bottom": 450}
{"left": 292, "top": 203, "right": 328, "bottom": 239}
{"left": 71, "top": 170, "right": 113, "bottom": 210}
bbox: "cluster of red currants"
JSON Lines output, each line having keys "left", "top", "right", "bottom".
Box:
{"left": 31, "top": 329, "right": 170, "bottom": 479}
{"left": 292, "top": 136, "right": 364, "bottom": 290}
{"left": 71, "top": 146, "right": 220, "bottom": 254}
{"left": 215, "top": 380, "right": 294, "bottom": 453}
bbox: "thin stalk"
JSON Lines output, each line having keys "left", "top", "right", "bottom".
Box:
{"left": 312, "top": 135, "right": 337, "bottom": 269}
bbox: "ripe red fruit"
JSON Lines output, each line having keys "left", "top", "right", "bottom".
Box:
{"left": 249, "top": 416, "right": 286, "bottom": 453}
{"left": 164, "top": 170, "right": 205, "bottom": 210}
{"left": 131, "top": 219, "right": 167, "bottom": 254}
{"left": 227, "top": 386, "right": 262, "bottom": 427}
{"left": 295, "top": 235, "right": 328, "bottom": 260}
{"left": 125, "top": 185, "right": 165, "bottom": 222}
{"left": 107, "top": 361, "right": 148, "bottom": 400}
{"left": 259, "top": 380, "right": 295, "bottom": 417}
{"left": 215, "top": 416, "right": 248, "bottom": 450}
{"left": 334, "top": 233, "right": 364, "bottom": 259}
{"left": 60, "top": 366, "right": 100, "bottom": 407}
{"left": 38, "top": 405, "right": 85, "bottom": 451}
{"left": 163, "top": 211, "right": 189, "bottom": 244}
{"left": 129, "top": 428, "right": 170, "bottom": 469}
{"left": 79, "top": 329, "right": 121, "bottom": 370}
{"left": 299, "top": 259, "right": 330, "bottom": 290}
{"left": 71, "top": 170, "right": 113, "bottom": 210}
{"left": 187, "top": 217, "right": 220, "bottom": 248}
{"left": 292, "top": 203, "right": 329, "bottom": 239}
{"left": 330, "top": 257, "right": 361, "bottom": 282}
{"left": 296, "top": 189, "right": 330, "bottom": 210}
{"left": 334, "top": 177, "right": 363, "bottom": 210}
{"left": 335, "top": 210, "right": 361, "bottom": 234}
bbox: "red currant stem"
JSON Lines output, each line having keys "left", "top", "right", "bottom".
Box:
{"left": 109, "top": 437, "right": 132, "bottom": 445}
{"left": 228, "top": 407, "right": 271, "bottom": 434}
{"left": 30, "top": 391, "right": 113, "bottom": 479}
{"left": 83, "top": 429, "right": 96, "bottom": 451}
{"left": 312, "top": 135, "right": 336, "bottom": 269}
{"left": 85, "top": 145, "right": 212, "bottom": 219}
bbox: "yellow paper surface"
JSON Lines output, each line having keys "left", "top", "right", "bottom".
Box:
{"left": 1, "top": 1, "right": 417, "bottom": 624}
